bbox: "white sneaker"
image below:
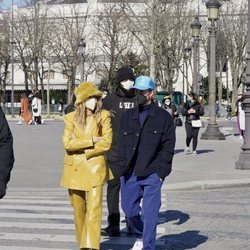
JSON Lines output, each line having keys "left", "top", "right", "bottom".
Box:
{"left": 41, "top": 119, "right": 44, "bottom": 124}
{"left": 185, "top": 147, "right": 191, "bottom": 155}
{"left": 17, "top": 121, "right": 22, "bottom": 125}
{"left": 239, "top": 135, "right": 244, "bottom": 140}
{"left": 131, "top": 239, "right": 143, "bottom": 250}
{"left": 192, "top": 150, "right": 197, "bottom": 155}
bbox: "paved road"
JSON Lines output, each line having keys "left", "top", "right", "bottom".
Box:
{"left": 0, "top": 187, "right": 249, "bottom": 249}
{"left": 2, "top": 118, "right": 249, "bottom": 249}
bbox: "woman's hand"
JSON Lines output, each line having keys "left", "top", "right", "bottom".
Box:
{"left": 93, "top": 136, "right": 102, "bottom": 143}
{"left": 188, "top": 108, "right": 196, "bottom": 114}
{"left": 70, "top": 132, "right": 76, "bottom": 139}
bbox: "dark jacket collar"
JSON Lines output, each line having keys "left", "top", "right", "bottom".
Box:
{"left": 132, "top": 102, "right": 157, "bottom": 120}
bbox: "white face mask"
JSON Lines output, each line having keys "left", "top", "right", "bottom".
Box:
{"left": 121, "top": 80, "right": 134, "bottom": 90}
{"left": 85, "top": 97, "right": 97, "bottom": 111}
{"left": 165, "top": 100, "right": 171, "bottom": 105}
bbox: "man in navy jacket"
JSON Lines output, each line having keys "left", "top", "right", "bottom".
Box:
{"left": 0, "top": 107, "right": 14, "bottom": 199}
{"left": 117, "top": 76, "right": 175, "bottom": 250}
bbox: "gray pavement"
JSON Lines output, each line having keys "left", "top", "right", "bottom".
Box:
{"left": 6, "top": 117, "right": 250, "bottom": 190}
{"left": 1, "top": 117, "right": 250, "bottom": 249}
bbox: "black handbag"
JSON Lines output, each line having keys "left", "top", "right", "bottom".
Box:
{"left": 175, "top": 117, "right": 183, "bottom": 127}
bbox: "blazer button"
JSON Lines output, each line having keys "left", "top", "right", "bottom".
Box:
{"left": 154, "top": 131, "right": 157, "bottom": 134}
{"left": 74, "top": 169, "right": 77, "bottom": 172}
{"left": 124, "top": 132, "right": 127, "bottom": 135}
{"left": 133, "top": 147, "right": 136, "bottom": 150}
{"left": 136, "top": 133, "right": 139, "bottom": 137}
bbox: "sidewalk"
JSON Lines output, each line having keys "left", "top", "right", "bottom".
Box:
{"left": 6, "top": 116, "right": 250, "bottom": 191}
{"left": 165, "top": 119, "right": 250, "bottom": 191}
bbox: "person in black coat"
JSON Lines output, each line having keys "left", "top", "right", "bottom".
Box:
{"left": 117, "top": 76, "right": 175, "bottom": 250}
{"left": 182, "top": 92, "right": 204, "bottom": 155}
{"left": 0, "top": 107, "right": 14, "bottom": 199}
{"left": 101, "top": 66, "right": 137, "bottom": 237}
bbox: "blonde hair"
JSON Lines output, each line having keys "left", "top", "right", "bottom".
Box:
{"left": 74, "top": 97, "right": 102, "bottom": 128}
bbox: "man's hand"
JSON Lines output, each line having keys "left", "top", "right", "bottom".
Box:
{"left": 93, "top": 136, "right": 102, "bottom": 143}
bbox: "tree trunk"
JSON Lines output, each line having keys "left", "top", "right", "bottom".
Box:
{"left": 218, "top": 58, "right": 223, "bottom": 105}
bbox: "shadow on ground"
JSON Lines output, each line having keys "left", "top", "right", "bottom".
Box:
{"left": 158, "top": 230, "right": 208, "bottom": 249}
{"left": 174, "top": 149, "right": 214, "bottom": 155}
{"left": 158, "top": 210, "right": 190, "bottom": 225}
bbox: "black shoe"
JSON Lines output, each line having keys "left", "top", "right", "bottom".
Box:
{"left": 101, "top": 225, "right": 120, "bottom": 237}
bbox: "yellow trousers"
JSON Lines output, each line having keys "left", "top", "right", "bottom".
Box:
{"left": 68, "top": 186, "right": 103, "bottom": 250}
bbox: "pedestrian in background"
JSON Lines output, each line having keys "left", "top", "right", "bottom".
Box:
{"left": 117, "top": 76, "right": 175, "bottom": 250}
{"left": 64, "top": 94, "right": 76, "bottom": 115}
{"left": 58, "top": 99, "right": 64, "bottom": 116}
{"left": 236, "top": 94, "right": 245, "bottom": 139}
{"left": 32, "top": 91, "right": 43, "bottom": 125}
{"left": 162, "top": 95, "right": 182, "bottom": 126}
{"left": 101, "top": 66, "right": 137, "bottom": 237}
{"left": 61, "top": 82, "right": 112, "bottom": 250}
{"left": 226, "top": 103, "right": 232, "bottom": 120}
{"left": 162, "top": 95, "right": 178, "bottom": 118}
{"left": 19, "top": 93, "right": 33, "bottom": 125}
{"left": 0, "top": 107, "right": 14, "bottom": 199}
{"left": 182, "top": 92, "right": 204, "bottom": 155}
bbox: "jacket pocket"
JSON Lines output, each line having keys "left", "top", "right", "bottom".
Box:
{"left": 147, "top": 129, "right": 164, "bottom": 144}
{"left": 122, "top": 130, "right": 134, "bottom": 145}
{"left": 64, "top": 154, "right": 73, "bottom": 165}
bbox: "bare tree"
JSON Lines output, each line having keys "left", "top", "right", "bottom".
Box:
{"left": 94, "top": 2, "right": 135, "bottom": 90}
{"left": 48, "top": 4, "right": 90, "bottom": 102}
{"left": 220, "top": 0, "right": 248, "bottom": 110}
{"left": 122, "top": 0, "right": 193, "bottom": 90}
{"left": 0, "top": 14, "right": 11, "bottom": 104}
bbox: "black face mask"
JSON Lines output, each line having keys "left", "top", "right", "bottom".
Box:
{"left": 136, "top": 94, "right": 147, "bottom": 106}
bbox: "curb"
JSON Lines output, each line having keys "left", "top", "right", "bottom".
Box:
{"left": 164, "top": 178, "right": 250, "bottom": 191}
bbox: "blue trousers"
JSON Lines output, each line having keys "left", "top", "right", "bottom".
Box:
{"left": 120, "top": 173, "right": 162, "bottom": 250}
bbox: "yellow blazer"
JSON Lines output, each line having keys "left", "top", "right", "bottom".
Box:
{"left": 61, "top": 109, "right": 113, "bottom": 191}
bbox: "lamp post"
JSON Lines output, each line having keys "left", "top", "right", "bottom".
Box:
{"left": 201, "top": 0, "right": 225, "bottom": 140}
{"left": 183, "top": 47, "right": 192, "bottom": 97}
{"left": 191, "top": 16, "right": 202, "bottom": 94}
{"left": 78, "top": 38, "right": 86, "bottom": 82}
{"left": 67, "top": 69, "right": 73, "bottom": 105}
{"left": 11, "top": 0, "right": 15, "bottom": 118}
{"left": 236, "top": 0, "right": 250, "bottom": 169}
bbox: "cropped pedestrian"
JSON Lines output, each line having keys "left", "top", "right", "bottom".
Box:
{"left": 182, "top": 92, "right": 204, "bottom": 155}
{"left": 236, "top": 94, "right": 245, "bottom": 139}
{"left": 58, "top": 99, "right": 64, "bottom": 116}
{"left": 101, "top": 66, "right": 137, "bottom": 237}
{"left": 226, "top": 103, "right": 232, "bottom": 120}
{"left": 0, "top": 107, "right": 14, "bottom": 199}
{"left": 20, "top": 93, "right": 33, "bottom": 125}
{"left": 32, "top": 91, "right": 43, "bottom": 125}
{"left": 61, "top": 82, "right": 112, "bottom": 250}
{"left": 117, "top": 76, "right": 176, "bottom": 250}
{"left": 162, "top": 96, "right": 178, "bottom": 118}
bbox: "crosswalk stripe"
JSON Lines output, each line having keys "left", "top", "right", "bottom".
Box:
{"left": 0, "top": 205, "right": 73, "bottom": 212}
{"left": 0, "top": 221, "right": 74, "bottom": 230}
{"left": 0, "top": 188, "right": 167, "bottom": 249}
{"left": 1, "top": 247, "right": 64, "bottom": 250}
{"left": 0, "top": 233, "right": 165, "bottom": 246}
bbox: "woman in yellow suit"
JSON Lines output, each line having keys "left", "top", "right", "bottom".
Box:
{"left": 61, "top": 82, "right": 112, "bottom": 250}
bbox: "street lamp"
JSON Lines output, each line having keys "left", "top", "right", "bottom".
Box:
{"left": 236, "top": 0, "right": 250, "bottom": 169}
{"left": 11, "top": 0, "right": 15, "bottom": 118}
{"left": 191, "top": 16, "right": 202, "bottom": 94}
{"left": 183, "top": 47, "right": 192, "bottom": 99}
{"left": 78, "top": 38, "right": 86, "bottom": 82}
{"left": 201, "top": 0, "right": 225, "bottom": 140}
{"left": 66, "top": 69, "right": 73, "bottom": 104}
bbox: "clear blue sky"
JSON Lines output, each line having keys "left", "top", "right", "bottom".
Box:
{"left": 1, "top": 0, "right": 24, "bottom": 9}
